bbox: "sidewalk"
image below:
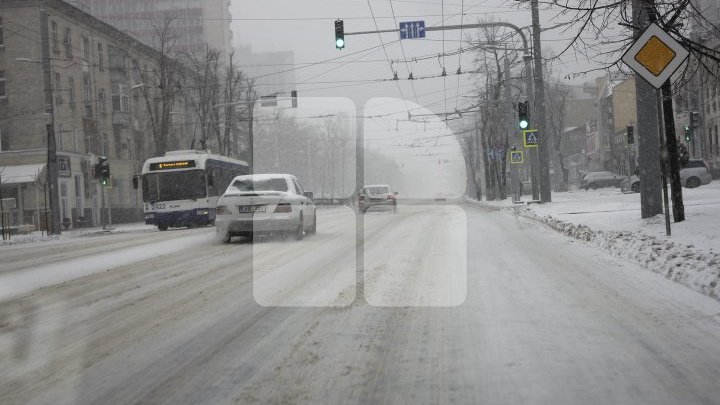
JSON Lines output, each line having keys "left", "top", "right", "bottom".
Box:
{"left": 0, "top": 222, "right": 157, "bottom": 246}
{"left": 473, "top": 182, "right": 720, "bottom": 300}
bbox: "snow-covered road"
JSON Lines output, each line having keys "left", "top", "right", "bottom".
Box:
{"left": 1, "top": 204, "right": 720, "bottom": 404}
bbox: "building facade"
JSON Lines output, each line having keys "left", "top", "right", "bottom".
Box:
{"left": 0, "top": 0, "right": 190, "bottom": 230}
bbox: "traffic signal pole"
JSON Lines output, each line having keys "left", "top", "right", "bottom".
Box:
{"left": 344, "top": 21, "right": 542, "bottom": 201}
{"left": 530, "top": 0, "right": 551, "bottom": 203}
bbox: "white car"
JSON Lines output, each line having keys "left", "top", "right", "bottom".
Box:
{"left": 215, "top": 174, "right": 317, "bottom": 242}
{"left": 626, "top": 159, "right": 713, "bottom": 192}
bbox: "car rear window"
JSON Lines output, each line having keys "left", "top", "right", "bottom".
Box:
{"left": 685, "top": 160, "right": 706, "bottom": 169}
{"left": 230, "top": 178, "right": 288, "bottom": 192}
{"left": 366, "top": 186, "right": 390, "bottom": 194}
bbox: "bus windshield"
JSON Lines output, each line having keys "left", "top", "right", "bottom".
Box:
{"left": 143, "top": 170, "right": 207, "bottom": 203}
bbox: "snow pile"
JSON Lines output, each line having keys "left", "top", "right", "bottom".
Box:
{"left": 0, "top": 222, "right": 156, "bottom": 247}
{"left": 512, "top": 205, "right": 720, "bottom": 300}
{"left": 0, "top": 233, "right": 64, "bottom": 246}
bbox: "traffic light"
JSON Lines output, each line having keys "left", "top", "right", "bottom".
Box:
{"left": 517, "top": 101, "right": 529, "bottom": 129}
{"left": 689, "top": 111, "right": 700, "bottom": 129}
{"left": 684, "top": 125, "right": 691, "bottom": 142}
{"left": 96, "top": 156, "right": 110, "bottom": 186}
{"left": 291, "top": 90, "right": 298, "bottom": 108}
{"left": 626, "top": 125, "right": 634, "bottom": 144}
{"left": 335, "top": 20, "right": 345, "bottom": 49}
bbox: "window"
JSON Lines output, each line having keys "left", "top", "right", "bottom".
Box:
{"left": 293, "top": 179, "right": 304, "bottom": 195}
{"left": 230, "top": 178, "right": 288, "bottom": 193}
{"left": 68, "top": 76, "right": 75, "bottom": 106}
{"left": 0, "top": 70, "right": 6, "bottom": 98}
{"left": 57, "top": 123, "right": 64, "bottom": 151}
{"left": 54, "top": 72, "right": 62, "bottom": 104}
{"left": 82, "top": 36, "right": 90, "bottom": 61}
{"left": 83, "top": 73, "right": 91, "bottom": 104}
{"left": 114, "top": 128, "right": 122, "bottom": 159}
{"left": 0, "top": 17, "right": 4, "bottom": 47}
{"left": 98, "top": 89, "right": 106, "bottom": 114}
{"left": 72, "top": 128, "right": 78, "bottom": 152}
{"left": 102, "top": 133, "right": 109, "bottom": 157}
{"left": 0, "top": 126, "right": 5, "bottom": 151}
{"left": 111, "top": 84, "right": 128, "bottom": 112}
{"left": 63, "top": 28, "right": 72, "bottom": 57}
{"left": 51, "top": 21, "right": 58, "bottom": 52}
{"left": 98, "top": 43, "right": 104, "bottom": 70}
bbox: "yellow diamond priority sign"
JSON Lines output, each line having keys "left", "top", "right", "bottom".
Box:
{"left": 622, "top": 23, "right": 688, "bottom": 89}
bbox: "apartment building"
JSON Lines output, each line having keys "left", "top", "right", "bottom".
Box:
{"left": 0, "top": 0, "right": 190, "bottom": 229}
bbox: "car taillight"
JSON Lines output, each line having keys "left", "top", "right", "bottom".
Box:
{"left": 274, "top": 203, "right": 292, "bottom": 213}
{"left": 387, "top": 195, "right": 395, "bottom": 200}
{"left": 216, "top": 205, "right": 229, "bottom": 215}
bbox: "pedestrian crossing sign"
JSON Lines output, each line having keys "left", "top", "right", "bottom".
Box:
{"left": 523, "top": 129, "right": 539, "bottom": 148}
{"left": 510, "top": 151, "right": 524, "bottom": 164}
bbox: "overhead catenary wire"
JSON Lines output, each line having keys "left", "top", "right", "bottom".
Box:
{"left": 366, "top": 0, "right": 411, "bottom": 114}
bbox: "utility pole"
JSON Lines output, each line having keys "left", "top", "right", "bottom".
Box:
{"left": 40, "top": 3, "right": 62, "bottom": 235}
{"left": 530, "top": 0, "right": 552, "bottom": 203}
{"left": 632, "top": 0, "right": 664, "bottom": 219}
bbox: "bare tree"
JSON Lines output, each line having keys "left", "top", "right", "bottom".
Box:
{"left": 218, "top": 51, "right": 245, "bottom": 156}
{"left": 537, "top": 0, "right": 720, "bottom": 85}
{"left": 544, "top": 68, "right": 572, "bottom": 189}
{"left": 133, "top": 17, "right": 183, "bottom": 156}
{"left": 184, "top": 44, "right": 220, "bottom": 151}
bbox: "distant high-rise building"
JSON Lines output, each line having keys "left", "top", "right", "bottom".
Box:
{"left": 77, "top": 0, "right": 233, "bottom": 55}
{"left": 237, "top": 46, "right": 296, "bottom": 97}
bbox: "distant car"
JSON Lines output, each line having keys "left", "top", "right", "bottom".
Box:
{"left": 625, "top": 159, "right": 712, "bottom": 192}
{"left": 580, "top": 171, "right": 624, "bottom": 190}
{"left": 215, "top": 174, "right": 316, "bottom": 243}
{"left": 359, "top": 185, "right": 397, "bottom": 214}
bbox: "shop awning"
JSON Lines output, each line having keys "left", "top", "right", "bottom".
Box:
{"left": 0, "top": 164, "right": 46, "bottom": 185}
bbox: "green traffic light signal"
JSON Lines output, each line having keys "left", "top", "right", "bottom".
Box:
{"left": 335, "top": 20, "right": 345, "bottom": 50}
{"left": 517, "top": 101, "right": 529, "bottom": 129}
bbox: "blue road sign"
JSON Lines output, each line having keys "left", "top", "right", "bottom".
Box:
{"left": 399, "top": 21, "right": 426, "bottom": 39}
{"left": 523, "top": 129, "right": 539, "bottom": 148}
{"left": 510, "top": 151, "right": 524, "bottom": 164}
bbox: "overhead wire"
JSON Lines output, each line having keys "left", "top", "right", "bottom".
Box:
{"left": 388, "top": 0, "right": 420, "bottom": 104}
{"left": 366, "top": 0, "right": 410, "bottom": 113}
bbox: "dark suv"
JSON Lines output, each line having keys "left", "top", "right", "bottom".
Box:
{"left": 580, "top": 171, "right": 624, "bottom": 190}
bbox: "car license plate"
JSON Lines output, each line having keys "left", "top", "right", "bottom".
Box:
{"left": 239, "top": 205, "right": 265, "bottom": 213}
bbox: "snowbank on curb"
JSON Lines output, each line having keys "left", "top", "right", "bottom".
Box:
{"left": 512, "top": 205, "right": 720, "bottom": 300}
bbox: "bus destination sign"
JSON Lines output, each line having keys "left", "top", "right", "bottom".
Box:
{"left": 149, "top": 160, "right": 197, "bottom": 171}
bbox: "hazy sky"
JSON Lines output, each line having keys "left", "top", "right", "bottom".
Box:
{"left": 226, "top": 0, "right": 626, "bottom": 138}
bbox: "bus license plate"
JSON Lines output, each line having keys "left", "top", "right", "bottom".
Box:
{"left": 239, "top": 205, "right": 265, "bottom": 213}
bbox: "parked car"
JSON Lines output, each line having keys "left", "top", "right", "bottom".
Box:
{"left": 358, "top": 185, "right": 397, "bottom": 214}
{"left": 215, "top": 174, "right": 316, "bottom": 243}
{"left": 625, "top": 159, "right": 713, "bottom": 192}
{"left": 580, "top": 171, "right": 624, "bottom": 190}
